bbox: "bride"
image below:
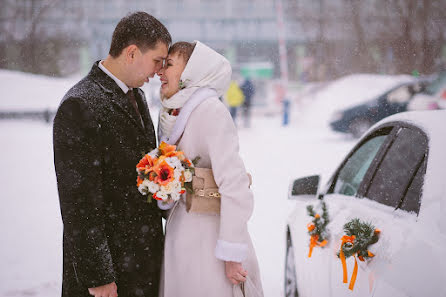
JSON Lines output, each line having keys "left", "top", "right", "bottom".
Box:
{"left": 156, "top": 41, "right": 263, "bottom": 297}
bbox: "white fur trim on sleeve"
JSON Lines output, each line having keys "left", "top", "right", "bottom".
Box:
{"left": 215, "top": 239, "right": 248, "bottom": 262}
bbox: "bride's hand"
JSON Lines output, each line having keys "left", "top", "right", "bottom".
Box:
{"left": 225, "top": 261, "right": 248, "bottom": 285}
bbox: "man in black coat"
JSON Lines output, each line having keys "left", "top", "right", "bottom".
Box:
{"left": 53, "top": 12, "right": 171, "bottom": 297}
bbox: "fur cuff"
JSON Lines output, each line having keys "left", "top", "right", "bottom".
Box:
{"left": 215, "top": 239, "right": 248, "bottom": 262}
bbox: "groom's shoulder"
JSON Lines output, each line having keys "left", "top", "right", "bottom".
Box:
{"left": 65, "top": 75, "right": 101, "bottom": 100}
{"left": 60, "top": 75, "right": 104, "bottom": 108}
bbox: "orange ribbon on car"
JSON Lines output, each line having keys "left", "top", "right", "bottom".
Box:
{"left": 349, "top": 251, "right": 375, "bottom": 290}
{"left": 340, "top": 234, "right": 376, "bottom": 291}
{"left": 349, "top": 254, "right": 359, "bottom": 290}
{"left": 339, "top": 235, "right": 355, "bottom": 285}
{"left": 307, "top": 222, "right": 328, "bottom": 258}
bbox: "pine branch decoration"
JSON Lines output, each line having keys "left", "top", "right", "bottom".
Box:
{"left": 337, "top": 218, "right": 381, "bottom": 291}
{"left": 338, "top": 218, "right": 380, "bottom": 259}
{"left": 306, "top": 201, "right": 330, "bottom": 257}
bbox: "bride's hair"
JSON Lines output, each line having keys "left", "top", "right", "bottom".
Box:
{"left": 168, "top": 42, "right": 196, "bottom": 64}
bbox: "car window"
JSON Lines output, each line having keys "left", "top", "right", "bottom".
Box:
{"left": 387, "top": 86, "right": 411, "bottom": 103}
{"left": 425, "top": 71, "right": 446, "bottom": 96}
{"left": 332, "top": 134, "right": 388, "bottom": 196}
{"left": 399, "top": 156, "right": 426, "bottom": 214}
{"left": 365, "top": 127, "right": 428, "bottom": 210}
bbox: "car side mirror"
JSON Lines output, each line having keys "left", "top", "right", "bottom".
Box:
{"left": 288, "top": 175, "right": 320, "bottom": 200}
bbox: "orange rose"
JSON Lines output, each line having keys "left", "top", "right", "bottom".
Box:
{"left": 137, "top": 154, "right": 156, "bottom": 174}
{"left": 148, "top": 171, "right": 157, "bottom": 181}
{"left": 159, "top": 141, "right": 177, "bottom": 155}
{"left": 154, "top": 160, "right": 175, "bottom": 186}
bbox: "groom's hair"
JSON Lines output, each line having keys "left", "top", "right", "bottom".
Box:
{"left": 109, "top": 12, "right": 171, "bottom": 57}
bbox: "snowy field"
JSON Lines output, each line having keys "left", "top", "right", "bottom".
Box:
{"left": 0, "top": 71, "right": 410, "bottom": 296}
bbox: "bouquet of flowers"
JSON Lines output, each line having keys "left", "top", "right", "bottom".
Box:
{"left": 136, "top": 141, "right": 197, "bottom": 204}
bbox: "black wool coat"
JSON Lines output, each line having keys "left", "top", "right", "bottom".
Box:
{"left": 53, "top": 61, "right": 163, "bottom": 297}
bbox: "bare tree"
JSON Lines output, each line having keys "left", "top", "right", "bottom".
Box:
{"left": 380, "top": 0, "right": 446, "bottom": 74}
{"left": 1, "top": 0, "right": 85, "bottom": 75}
{"left": 22, "top": 0, "right": 59, "bottom": 73}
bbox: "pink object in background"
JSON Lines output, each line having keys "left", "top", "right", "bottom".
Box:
{"left": 427, "top": 102, "right": 440, "bottom": 110}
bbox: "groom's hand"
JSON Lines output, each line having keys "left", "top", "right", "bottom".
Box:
{"left": 225, "top": 261, "right": 248, "bottom": 285}
{"left": 88, "top": 282, "right": 118, "bottom": 297}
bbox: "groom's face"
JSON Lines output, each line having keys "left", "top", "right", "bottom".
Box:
{"left": 127, "top": 41, "right": 168, "bottom": 88}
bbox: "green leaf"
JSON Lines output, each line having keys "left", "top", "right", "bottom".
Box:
{"left": 184, "top": 182, "right": 194, "bottom": 194}
{"left": 191, "top": 156, "right": 201, "bottom": 166}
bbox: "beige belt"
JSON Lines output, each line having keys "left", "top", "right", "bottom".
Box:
{"left": 186, "top": 168, "right": 252, "bottom": 214}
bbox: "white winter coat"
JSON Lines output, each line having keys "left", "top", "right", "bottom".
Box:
{"left": 158, "top": 41, "right": 263, "bottom": 297}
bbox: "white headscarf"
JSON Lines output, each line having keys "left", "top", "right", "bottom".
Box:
{"left": 159, "top": 41, "right": 232, "bottom": 139}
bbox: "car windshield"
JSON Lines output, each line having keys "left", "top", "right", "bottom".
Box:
{"left": 424, "top": 71, "right": 446, "bottom": 95}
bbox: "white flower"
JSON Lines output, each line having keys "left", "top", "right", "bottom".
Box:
{"left": 184, "top": 170, "right": 193, "bottom": 183}
{"left": 174, "top": 168, "right": 183, "bottom": 179}
{"left": 148, "top": 148, "right": 159, "bottom": 158}
{"left": 146, "top": 180, "right": 160, "bottom": 193}
{"left": 165, "top": 157, "right": 182, "bottom": 169}
{"left": 172, "top": 181, "right": 182, "bottom": 192}
{"left": 161, "top": 183, "right": 175, "bottom": 194}
{"left": 156, "top": 190, "right": 168, "bottom": 201}
{"left": 138, "top": 182, "right": 148, "bottom": 195}
{"left": 170, "top": 191, "right": 181, "bottom": 201}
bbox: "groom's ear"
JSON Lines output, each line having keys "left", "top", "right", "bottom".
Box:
{"left": 125, "top": 44, "right": 138, "bottom": 63}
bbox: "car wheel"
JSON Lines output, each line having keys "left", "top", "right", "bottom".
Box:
{"left": 285, "top": 231, "right": 299, "bottom": 297}
{"left": 350, "top": 118, "right": 372, "bottom": 138}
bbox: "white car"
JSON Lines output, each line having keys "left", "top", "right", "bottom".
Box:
{"left": 285, "top": 110, "right": 446, "bottom": 297}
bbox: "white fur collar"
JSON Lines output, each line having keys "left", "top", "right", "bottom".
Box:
{"left": 160, "top": 88, "right": 217, "bottom": 145}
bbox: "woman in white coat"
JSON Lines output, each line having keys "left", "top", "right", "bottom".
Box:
{"left": 157, "top": 41, "right": 263, "bottom": 297}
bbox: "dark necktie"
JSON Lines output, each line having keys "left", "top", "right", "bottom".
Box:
{"left": 127, "top": 89, "right": 145, "bottom": 128}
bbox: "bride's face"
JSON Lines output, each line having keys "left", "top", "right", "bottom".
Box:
{"left": 158, "top": 53, "right": 186, "bottom": 99}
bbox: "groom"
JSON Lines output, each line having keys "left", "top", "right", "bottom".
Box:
{"left": 53, "top": 12, "right": 171, "bottom": 297}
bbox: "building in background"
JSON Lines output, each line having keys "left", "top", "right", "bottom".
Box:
{"left": 1, "top": 0, "right": 445, "bottom": 79}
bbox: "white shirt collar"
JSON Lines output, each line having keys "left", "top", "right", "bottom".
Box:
{"left": 98, "top": 60, "right": 130, "bottom": 94}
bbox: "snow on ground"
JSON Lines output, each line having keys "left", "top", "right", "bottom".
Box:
{"left": 0, "top": 70, "right": 406, "bottom": 296}
{"left": 0, "top": 69, "right": 161, "bottom": 111}
{"left": 0, "top": 70, "right": 81, "bottom": 111}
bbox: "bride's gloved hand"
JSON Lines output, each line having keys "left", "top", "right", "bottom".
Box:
{"left": 225, "top": 261, "right": 248, "bottom": 285}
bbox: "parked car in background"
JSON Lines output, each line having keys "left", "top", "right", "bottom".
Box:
{"left": 285, "top": 110, "right": 446, "bottom": 297}
{"left": 330, "top": 79, "right": 431, "bottom": 138}
{"left": 409, "top": 70, "right": 446, "bottom": 110}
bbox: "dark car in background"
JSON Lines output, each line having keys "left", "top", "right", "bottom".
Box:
{"left": 409, "top": 70, "right": 446, "bottom": 110}
{"left": 330, "top": 79, "right": 430, "bottom": 138}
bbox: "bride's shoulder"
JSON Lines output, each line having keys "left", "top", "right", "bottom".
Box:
{"left": 194, "top": 96, "right": 230, "bottom": 118}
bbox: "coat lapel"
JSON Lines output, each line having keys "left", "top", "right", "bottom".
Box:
{"left": 110, "top": 92, "right": 146, "bottom": 135}
{"left": 89, "top": 61, "right": 146, "bottom": 135}
{"left": 135, "top": 89, "right": 153, "bottom": 135}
